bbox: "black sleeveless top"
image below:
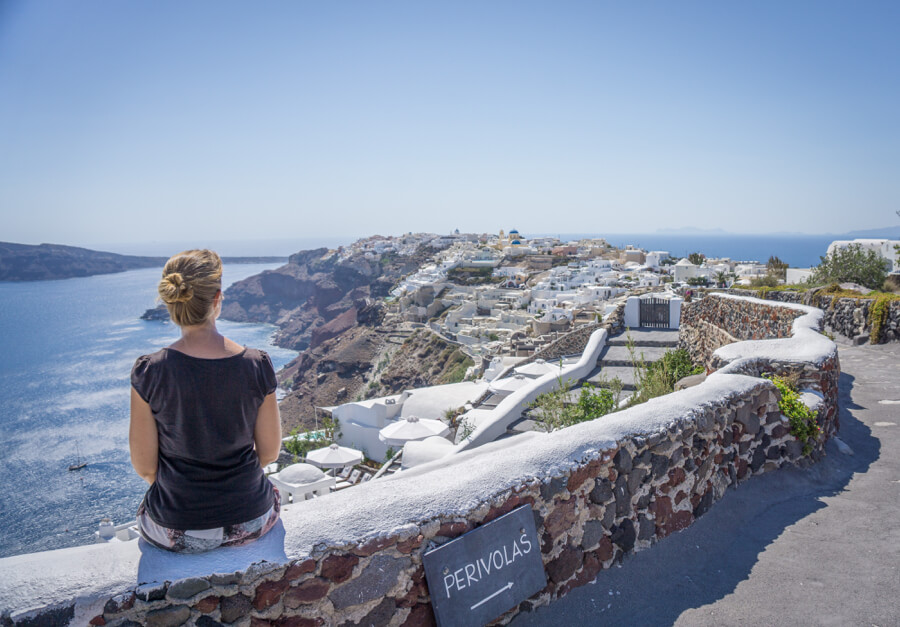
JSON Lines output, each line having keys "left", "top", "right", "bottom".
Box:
{"left": 131, "top": 347, "right": 277, "bottom": 529}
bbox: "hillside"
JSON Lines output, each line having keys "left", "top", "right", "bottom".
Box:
{"left": 221, "top": 246, "right": 431, "bottom": 351}
{"left": 0, "top": 241, "right": 287, "bottom": 282}
{"left": 218, "top": 240, "right": 487, "bottom": 429}
{"left": 276, "top": 321, "right": 475, "bottom": 432}
{"left": 0, "top": 242, "right": 166, "bottom": 281}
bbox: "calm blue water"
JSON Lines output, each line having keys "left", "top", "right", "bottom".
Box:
{"left": 0, "top": 264, "right": 297, "bottom": 558}
{"left": 555, "top": 233, "right": 837, "bottom": 267}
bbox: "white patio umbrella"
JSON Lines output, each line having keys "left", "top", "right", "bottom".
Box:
{"left": 489, "top": 374, "right": 531, "bottom": 394}
{"left": 305, "top": 443, "right": 364, "bottom": 471}
{"left": 379, "top": 415, "right": 450, "bottom": 446}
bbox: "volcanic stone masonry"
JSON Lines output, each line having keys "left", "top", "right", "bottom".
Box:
{"left": 720, "top": 288, "right": 900, "bottom": 345}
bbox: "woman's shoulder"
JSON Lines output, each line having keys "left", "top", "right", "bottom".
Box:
{"left": 241, "top": 347, "right": 273, "bottom": 365}
{"left": 133, "top": 348, "right": 169, "bottom": 370}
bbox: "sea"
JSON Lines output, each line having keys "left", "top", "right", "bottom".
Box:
{"left": 0, "top": 263, "right": 298, "bottom": 558}
{"left": 555, "top": 233, "right": 840, "bottom": 268}
{"left": 0, "top": 232, "right": 849, "bottom": 558}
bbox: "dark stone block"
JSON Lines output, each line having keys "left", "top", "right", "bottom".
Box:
{"left": 634, "top": 450, "right": 652, "bottom": 468}
{"left": 219, "top": 594, "right": 251, "bottom": 624}
{"left": 321, "top": 554, "right": 360, "bottom": 584}
{"left": 614, "top": 476, "right": 631, "bottom": 518}
{"left": 329, "top": 555, "right": 411, "bottom": 610}
{"left": 581, "top": 520, "right": 605, "bottom": 550}
{"left": 736, "top": 405, "right": 760, "bottom": 435}
{"left": 253, "top": 579, "right": 290, "bottom": 611}
{"left": 786, "top": 439, "right": 803, "bottom": 459}
{"left": 750, "top": 445, "right": 767, "bottom": 472}
{"left": 761, "top": 433, "right": 772, "bottom": 448}
{"left": 766, "top": 446, "right": 782, "bottom": 460}
{"left": 650, "top": 454, "right": 669, "bottom": 479}
{"left": 546, "top": 545, "right": 584, "bottom": 584}
{"left": 400, "top": 604, "right": 437, "bottom": 627}
{"left": 208, "top": 572, "right": 241, "bottom": 586}
{"left": 638, "top": 516, "right": 655, "bottom": 541}
{"left": 602, "top": 502, "right": 616, "bottom": 528}
{"left": 636, "top": 492, "right": 651, "bottom": 510}
{"left": 544, "top": 498, "right": 577, "bottom": 538}
{"left": 193, "top": 596, "right": 219, "bottom": 613}
{"left": 683, "top": 457, "right": 696, "bottom": 472}
{"left": 693, "top": 490, "right": 714, "bottom": 519}
{"left": 627, "top": 467, "right": 648, "bottom": 494}
{"left": 722, "top": 428, "right": 733, "bottom": 447}
{"left": 540, "top": 476, "right": 567, "bottom": 501}
{"left": 168, "top": 576, "right": 210, "bottom": 600}
{"left": 196, "top": 618, "right": 224, "bottom": 627}
{"left": 145, "top": 606, "right": 191, "bottom": 627}
{"left": 613, "top": 448, "right": 632, "bottom": 474}
{"left": 350, "top": 597, "right": 395, "bottom": 627}
{"left": 589, "top": 479, "right": 613, "bottom": 504}
{"left": 284, "top": 578, "right": 331, "bottom": 608}
{"left": 611, "top": 520, "right": 636, "bottom": 553}
{"left": 136, "top": 582, "right": 168, "bottom": 602}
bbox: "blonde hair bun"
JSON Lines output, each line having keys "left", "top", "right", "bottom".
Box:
{"left": 158, "top": 250, "right": 223, "bottom": 326}
{"left": 159, "top": 272, "right": 194, "bottom": 304}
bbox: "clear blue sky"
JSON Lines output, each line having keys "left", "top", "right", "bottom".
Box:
{"left": 1, "top": 1, "right": 898, "bottom": 250}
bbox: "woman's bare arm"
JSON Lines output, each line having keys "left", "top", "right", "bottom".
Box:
{"left": 129, "top": 388, "right": 158, "bottom": 484}
{"left": 254, "top": 392, "right": 282, "bottom": 467}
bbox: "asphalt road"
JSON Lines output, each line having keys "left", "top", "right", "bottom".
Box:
{"left": 512, "top": 342, "right": 900, "bottom": 627}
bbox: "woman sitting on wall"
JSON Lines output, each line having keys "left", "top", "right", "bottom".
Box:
{"left": 129, "top": 249, "right": 282, "bottom": 553}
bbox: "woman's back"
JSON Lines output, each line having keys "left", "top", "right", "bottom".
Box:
{"left": 132, "top": 347, "right": 277, "bottom": 529}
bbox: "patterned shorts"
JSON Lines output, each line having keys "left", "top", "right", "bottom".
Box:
{"left": 137, "top": 488, "right": 281, "bottom": 554}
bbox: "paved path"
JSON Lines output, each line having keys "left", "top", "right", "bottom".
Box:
{"left": 512, "top": 343, "right": 900, "bottom": 627}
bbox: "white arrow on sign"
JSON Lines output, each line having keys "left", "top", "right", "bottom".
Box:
{"left": 470, "top": 582, "right": 514, "bottom": 610}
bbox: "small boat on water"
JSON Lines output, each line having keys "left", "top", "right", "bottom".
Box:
{"left": 68, "top": 443, "right": 87, "bottom": 471}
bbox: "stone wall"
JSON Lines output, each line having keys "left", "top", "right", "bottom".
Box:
{"left": 0, "top": 295, "right": 839, "bottom": 627}
{"left": 719, "top": 288, "right": 900, "bottom": 344}
{"left": 30, "top": 382, "right": 833, "bottom": 627}
{"left": 679, "top": 294, "right": 804, "bottom": 367}
{"left": 680, "top": 293, "right": 840, "bottom": 440}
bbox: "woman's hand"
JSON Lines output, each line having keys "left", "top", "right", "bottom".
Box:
{"left": 129, "top": 388, "right": 158, "bottom": 484}
{"left": 254, "top": 392, "right": 282, "bottom": 467}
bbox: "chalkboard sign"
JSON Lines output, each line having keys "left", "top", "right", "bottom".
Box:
{"left": 423, "top": 505, "right": 546, "bottom": 627}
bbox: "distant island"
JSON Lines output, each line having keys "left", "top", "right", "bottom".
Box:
{"left": 0, "top": 242, "right": 287, "bottom": 282}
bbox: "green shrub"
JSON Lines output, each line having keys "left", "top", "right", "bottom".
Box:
{"left": 750, "top": 274, "right": 780, "bottom": 288}
{"left": 284, "top": 428, "right": 321, "bottom": 460}
{"left": 811, "top": 243, "right": 890, "bottom": 290}
{"left": 627, "top": 342, "right": 703, "bottom": 406}
{"left": 765, "top": 375, "right": 819, "bottom": 455}
{"left": 530, "top": 380, "right": 622, "bottom": 432}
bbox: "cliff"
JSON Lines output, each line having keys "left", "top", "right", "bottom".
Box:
{"left": 0, "top": 241, "right": 287, "bottom": 283}
{"left": 0, "top": 242, "right": 166, "bottom": 281}
{"left": 221, "top": 246, "right": 431, "bottom": 351}
{"left": 220, "top": 245, "right": 449, "bottom": 429}
{"left": 276, "top": 323, "right": 475, "bottom": 432}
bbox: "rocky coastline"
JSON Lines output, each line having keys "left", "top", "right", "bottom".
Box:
{"left": 0, "top": 241, "right": 286, "bottom": 282}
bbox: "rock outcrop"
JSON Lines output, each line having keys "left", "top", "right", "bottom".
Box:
{"left": 0, "top": 242, "right": 166, "bottom": 282}
{"left": 222, "top": 247, "right": 429, "bottom": 351}
{"left": 221, "top": 245, "right": 447, "bottom": 430}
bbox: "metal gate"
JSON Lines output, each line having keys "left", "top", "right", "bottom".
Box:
{"left": 640, "top": 297, "right": 670, "bottom": 328}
